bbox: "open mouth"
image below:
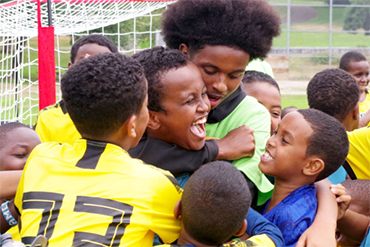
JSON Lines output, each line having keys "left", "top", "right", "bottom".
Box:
{"left": 261, "top": 149, "right": 274, "bottom": 161}
{"left": 207, "top": 94, "right": 223, "bottom": 107}
{"left": 190, "top": 117, "right": 207, "bottom": 138}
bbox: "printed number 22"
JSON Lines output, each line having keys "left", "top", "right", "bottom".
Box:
{"left": 22, "top": 192, "right": 133, "bottom": 246}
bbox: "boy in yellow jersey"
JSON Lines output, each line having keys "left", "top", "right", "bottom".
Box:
{"left": 1, "top": 53, "right": 182, "bottom": 246}
{"left": 339, "top": 51, "right": 370, "bottom": 127}
{"left": 33, "top": 34, "right": 118, "bottom": 144}
{"left": 155, "top": 161, "right": 282, "bottom": 247}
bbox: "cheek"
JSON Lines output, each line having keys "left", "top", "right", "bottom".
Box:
{"left": 0, "top": 157, "right": 25, "bottom": 171}
{"left": 270, "top": 117, "right": 280, "bottom": 132}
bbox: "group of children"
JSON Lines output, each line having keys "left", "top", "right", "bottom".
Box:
{"left": 0, "top": 0, "right": 369, "bottom": 246}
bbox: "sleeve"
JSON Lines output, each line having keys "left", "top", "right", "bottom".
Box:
{"left": 33, "top": 111, "right": 50, "bottom": 143}
{"left": 129, "top": 137, "right": 219, "bottom": 177}
{"left": 246, "top": 208, "right": 284, "bottom": 247}
{"left": 246, "top": 234, "right": 276, "bottom": 247}
{"left": 150, "top": 173, "right": 182, "bottom": 244}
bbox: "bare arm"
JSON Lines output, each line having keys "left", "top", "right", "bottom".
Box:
{"left": 216, "top": 125, "right": 255, "bottom": 160}
{"left": 0, "top": 200, "right": 19, "bottom": 234}
{"left": 0, "top": 170, "right": 22, "bottom": 198}
{"left": 296, "top": 179, "right": 337, "bottom": 247}
{"left": 359, "top": 109, "right": 370, "bottom": 128}
{"left": 337, "top": 209, "right": 370, "bottom": 243}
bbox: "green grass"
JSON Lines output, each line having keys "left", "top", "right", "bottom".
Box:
{"left": 281, "top": 94, "right": 309, "bottom": 109}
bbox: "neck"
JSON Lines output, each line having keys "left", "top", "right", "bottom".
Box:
{"left": 177, "top": 226, "right": 219, "bottom": 247}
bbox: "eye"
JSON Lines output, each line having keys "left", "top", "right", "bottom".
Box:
{"left": 282, "top": 137, "right": 289, "bottom": 144}
{"left": 272, "top": 130, "right": 278, "bottom": 136}
{"left": 229, "top": 73, "right": 243, "bottom": 80}
{"left": 14, "top": 153, "right": 26, "bottom": 158}
{"left": 204, "top": 68, "right": 216, "bottom": 75}
{"left": 186, "top": 98, "right": 196, "bottom": 104}
{"left": 271, "top": 112, "right": 281, "bottom": 118}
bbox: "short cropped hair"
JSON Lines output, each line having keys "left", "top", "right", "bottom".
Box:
{"left": 61, "top": 53, "right": 146, "bottom": 139}
{"left": 161, "top": 0, "right": 281, "bottom": 61}
{"left": 70, "top": 34, "right": 118, "bottom": 64}
{"left": 339, "top": 51, "right": 367, "bottom": 72}
{"left": 242, "top": 70, "right": 280, "bottom": 92}
{"left": 132, "top": 46, "right": 188, "bottom": 112}
{"left": 297, "top": 109, "right": 349, "bottom": 181}
{"left": 0, "top": 122, "right": 30, "bottom": 149}
{"left": 307, "top": 68, "right": 359, "bottom": 122}
{"left": 341, "top": 179, "right": 370, "bottom": 216}
{"left": 182, "top": 161, "right": 251, "bottom": 245}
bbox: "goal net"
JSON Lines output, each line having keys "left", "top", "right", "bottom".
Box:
{"left": 0, "top": 0, "right": 175, "bottom": 125}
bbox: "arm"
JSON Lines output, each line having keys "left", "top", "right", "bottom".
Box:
{"left": 216, "top": 125, "right": 255, "bottom": 160}
{"left": 296, "top": 179, "right": 337, "bottom": 247}
{"left": 245, "top": 208, "right": 284, "bottom": 247}
{"left": 0, "top": 199, "right": 19, "bottom": 234}
{"left": 359, "top": 109, "right": 370, "bottom": 128}
{"left": 0, "top": 170, "right": 23, "bottom": 199}
{"left": 337, "top": 209, "right": 370, "bottom": 243}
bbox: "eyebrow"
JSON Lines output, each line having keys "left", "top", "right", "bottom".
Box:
{"left": 203, "top": 64, "right": 245, "bottom": 74}
{"left": 282, "top": 130, "right": 294, "bottom": 141}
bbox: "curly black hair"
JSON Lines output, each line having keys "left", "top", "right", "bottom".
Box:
{"left": 61, "top": 53, "right": 146, "bottom": 139}
{"left": 182, "top": 161, "right": 251, "bottom": 245}
{"left": 132, "top": 46, "right": 188, "bottom": 112}
{"left": 297, "top": 109, "right": 349, "bottom": 182}
{"left": 0, "top": 122, "right": 31, "bottom": 149}
{"left": 339, "top": 51, "right": 367, "bottom": 72}
{"left": 161, "top": 0, "right": 281, "bottom": 60}
{"left": 242, "top": 70, "right": 280, "bottom": 92}
{"left": 307, "top": 68, "right": 359, "bottom": 123}
{"left": 70, "top": 34, "right": 118, "bottom": 64}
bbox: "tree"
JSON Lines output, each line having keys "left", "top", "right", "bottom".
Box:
{"left": 343, "top": 0, "right": 370, "bottom": 35}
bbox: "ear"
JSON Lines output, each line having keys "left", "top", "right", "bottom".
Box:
{"left": 234, "top": 219, "right": 247, "bottom": 237}
{"left": 179, "top": 43, "right": 190, "bottom": 58}
{"left": 68, "top": 62, "right": 72, "bottom": 68}
{"left": 352, "top": 103, "right": 359, "bottom": 121}
{"left": 147, "top": 111, "right": 161, "bottom": 131}
{"left": 126, "top": 115, "right": 137, "bottom": 139}
{"left": 303, "top": 157, "right": 325, "bottom": 177}
{"left": 174, "top": 200, "right": 182, "bottom": 219}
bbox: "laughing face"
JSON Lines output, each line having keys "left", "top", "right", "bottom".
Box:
{"left": 150, "top": 62, "right": 210, "bottom": 150}
{"left": 346, "top": 60, "right": 370, "bottom": 94}
{"left": 259, "top": 111, "right": 313, "bottom": 181}
{"left": 184, "top": 45, "right": 250, "bottom": 109}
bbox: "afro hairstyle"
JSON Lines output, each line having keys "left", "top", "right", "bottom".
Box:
{"left": 70, "top": 34, "right": 118, "bottom": 64}
{"left": 161, "top": 0, "right": 281, "bottom": 61}
{"left": 132, "top": 46, "right": 188, "bottom": 112}
{"left": 307, "top": 68, "right": 359, "bottom": 123}
{"left": 61, "top": 53, "right": 146, "bottom": 139}
{"left": 339, "top": 51, "right": 367, "bottom": 72}
{"left": 297, "top": 109, "right": 349, "bottom": 182}
{"left": 182, "top": 161, "right": 251, "bottom": 245}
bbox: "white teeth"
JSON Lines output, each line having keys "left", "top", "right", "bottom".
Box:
{"left": 262, "top": 151, "right": 273, "bottom": 160}
{"left": 192, "top": 117, "right": 206, "bottom": 125}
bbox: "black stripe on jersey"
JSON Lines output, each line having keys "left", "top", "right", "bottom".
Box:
{"left": 76, "top": 141, "right": 107, "bottom": 169}
{"left": 165, "top": 174, "right": 182, "bottom": 194}
{"left": 342, "top": 160, "right": 357, "bottom": 180}
{"left": 59, "top": 100, "right": 67, "bottom": 114}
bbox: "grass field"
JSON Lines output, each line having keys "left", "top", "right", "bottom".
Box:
{"left": 281, "top": 94, "right": 309, "bottom": 109}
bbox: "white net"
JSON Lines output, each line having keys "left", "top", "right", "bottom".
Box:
{"left": 0, "top": 0, "right": 174, "bottom": 125}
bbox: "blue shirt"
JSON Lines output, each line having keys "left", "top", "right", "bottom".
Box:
{"left": 360, "top": 226, "right": 370, "bottom": 247}
{"left": 327, "top": 166, "right": 347, "bottom": 184}
{"left": 263, "top": 184, "right": 317, "bottom": 247}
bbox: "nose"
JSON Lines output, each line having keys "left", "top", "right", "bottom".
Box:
{"left": 212, "top": 73, "right": 228, "bottom": 93}
{"left": 198, "top": 94, "right": 211, "bottom": 113}
{"left": 266, "top": 135, "right": 276, "bottom": 148}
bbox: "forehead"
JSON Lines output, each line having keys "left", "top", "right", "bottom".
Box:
{"left": 1, "top": 127, "right": 40, "bottom": 148}
{"left": 244, "top": 82, "right": 280, "bottom": 103}
{"left": 160, "top": 63, "right": 204, "bottom": 96}
{"left": 75, "top": 43, "right": 112, "bottom": 62}
{"left": 347, "top": 60, "right": 369, "bottom": 71}
{"left": 280, "top": 112, "right": 313, "bottom": 138}
{"left": 191, "top": 45, "right": 250, "bottom": 70}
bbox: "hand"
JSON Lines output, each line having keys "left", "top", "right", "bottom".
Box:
{"left": 296, "top": 220, "right": 336, "bottom": 247}
{"left": 330, "top": 184, "right": 351, "bottom": 220}
{"left": 359, "top": 109, "right": 370, "bottom": 128}
{"left": 216, "top": 125, "right": 255, "bottom": 160}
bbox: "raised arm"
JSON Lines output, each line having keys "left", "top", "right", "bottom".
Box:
{"left": 0, "top": 170, "right": 23, "bottom": 199}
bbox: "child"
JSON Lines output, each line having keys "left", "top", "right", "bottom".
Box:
{"left": 33, "top": 34, "right": 118, "bottom": 144}
{"left": 339, "top": 51, "right": 370, "bottom": 126}
{"left": 155, "top": 161, "right": 284, "bottom": 247}
{"left": 129, "top": 47, "right": 283, "bottom": 245}
{"left": 1, "top": 53, "right": 182, "bottom": 246}
{"left": 129, "top": 46, "right": 255, "bottom": 185}
{"left": 161, "top": 0, "right": 281, "bottom": 206}
{"left": 281, "top": 106, "right": 298, "bottom": 119}
{"left": 336, "top": 179, "right": 370, "bottom": 247}
{"left": 242, "top": 71, "right": 281, "bottom": 135}
{"left": 259, "top": 109, "right": 349, "bottom": 247}
{"left": 0, "top": 122, "right": 40, "bottom": 171}
{"left": 307, "top": 68, "right": 370, "bottom": 181}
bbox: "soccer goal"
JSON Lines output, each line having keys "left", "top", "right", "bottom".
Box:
{"left": 0, "top": 0, "right": 174, "bottom": 125}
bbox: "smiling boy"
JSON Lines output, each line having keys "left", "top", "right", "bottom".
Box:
{"left": 259, "top": 109, "right": 349, "bottom": 247}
